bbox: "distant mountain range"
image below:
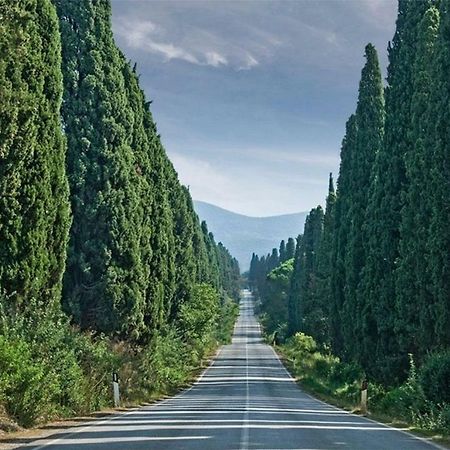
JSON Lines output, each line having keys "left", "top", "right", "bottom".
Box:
{"left": 194, "top": 201, "right": 308, "bottom": 272}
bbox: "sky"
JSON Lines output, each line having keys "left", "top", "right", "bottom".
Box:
{"left": 110, "top": 0, "right": 397, "bottom": 217}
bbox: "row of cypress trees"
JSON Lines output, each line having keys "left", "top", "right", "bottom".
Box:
{"left": 249, "top": 0, "right": 449, "bottom": 386}
{"left": 0, "top": 0, "right": 240, "bottom": 343}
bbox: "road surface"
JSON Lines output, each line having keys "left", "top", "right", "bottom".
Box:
{"left": 20, "top": 290, "right": 443, "bottom": 449}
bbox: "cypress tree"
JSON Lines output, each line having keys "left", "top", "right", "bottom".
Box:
{"left": 267, "top": 248, "right": 280, "bottom": 272}
{"left": 342, "top": 43, "right": 384, "bottom": 363}
{"left": 288, "top": 207, "right": 323, "bottom": 337}
{"left": 0, "top": 0, "right": 70, "bottom": 311}
{"left": 298, "top": 207, "right": 324, "bottom": 339}
{"left": 288, "top": 235, "right": 303, "bottom": 335}
{"left": 330, "top": 115, "right": 358, "bottom": 356}
{"left": 396, "top": 4, "right": 440, "bottom": 359}
{"left": 285, "top": 237, "right": 296, "bottom": 260}
{"left": 314, "top": 173, "right": 336, "bottom": 345}
{"left": 201, "top": 221, "right": 221, "bottom": 290}
{"left": 169, "top": 184, "right": 197, "bottom": 320}
{"left": 279, "top": 240, "right": 287, "bottom": 263}
{"left": 249, "top": 253, "right": 258, "bottom": 290}
{"left": 426, "top": 0, "right": 450, "bottom": 349}
{"left": 54, "top": 0, "right": 154, "bottom": 337}
{"left": 361, "top": 0, "right": 432, "bottom": 381}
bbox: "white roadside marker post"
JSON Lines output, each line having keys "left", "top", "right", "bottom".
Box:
{"left": 112, "top": 372, "right": 120, "bottom": 408}
{"left": 361, "top": 379, "right": 368, "bottom": 415}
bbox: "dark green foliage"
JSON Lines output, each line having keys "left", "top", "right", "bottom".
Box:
{"left": 330, "top": 115, "right": 358, "bottom": 356}
{"left": 267, "top": 248, "right": 280, "bottom": 272}
{"left": 419, "top": 350, "right": 450, "bottom": 404}
{"left": 396, "top": 4, "right": 440, "bottom": 359}
{"left": 288, "top": 207, "right": 324, "bottom": 338}
{"left": 425, "top": 0, "right": 450, "bottom": 349}
{"left": 285, "top": 237, "right": 296, "bottom": 260}
{"left": 55, "top": 0, "right": 165, "bottom": 338}
{"left": 342, "top": 43, "right": 384, "bottom": 365}
{"left": 0, "top": 307, "right": 117, "bottom": 427}
{"left": 215, "top": 296, "right": 240, "bottom": 344}
{"left": 260, "top": 259, "right": 293, "bottom": 336}
{"left": 312, "top": 174, "right": 336, "bottom": 345}
{"left": 324, "top": 44, "right": 385, "bottom": 364}
{"left": 361, "top": 1, "right": 432, "bottom": 382}
{"left": 218, "top": 243, "right": 241, "bottom": 300}
{"left": 0, "top": 0, "right": 70, "bottom": 311}
{"left": 279, "top": 240, "right": 287, "bottom": 263}
{"left": 288, "top": 236, "right": 302, "bottom": 335}
{"left": 54, "top": 0, "right": 240, "bottom": 340}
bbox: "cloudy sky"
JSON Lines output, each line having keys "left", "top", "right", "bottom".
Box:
{"left": 110, "top": 0, "right": 397, "bottom": 216}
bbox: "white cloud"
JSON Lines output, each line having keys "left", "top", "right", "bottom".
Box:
{"left": 238, "top": 53, "right": 259, "bottom": 71}
{"left": 146, "top": 41, "right": 199, "bottom": 64}
{"left": 205, "top": 51, "right": 228, "bottom": 67}
{"left": 113, "top": 15, "right": 267, "bottom": 70}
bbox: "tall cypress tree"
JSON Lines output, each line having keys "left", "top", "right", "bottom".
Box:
{"left": 299, "top": 207, "right": 324, "bottom": 339}
{"left": 54, "top": 0, "right": 153, "bottom": 337}
{"left": 267, "top": 248, "right": 280, "bottom": 272}
{"left": 330, "top": 115, "right": 358, "bottom": 356}
{"left": 314, "top": 173, "right": 336, "bottom": 345}
{"left": 396, "top": 4, "right": 440, "bottom": 359}
{"left": 426, "top": 0, "right": 450, "bottom": 350}
{"left": 288, "top": 207, "right": 323, "bottom": 337}
{"left": 288, "top": 235, "right": 303, "bottom": 335}
{"left": 361, "top": 0, "right": 432, "bottom": 381}
{"left": 285, "top": 237, "right": 296, "bottom": 260}
{"left": 342, "top": 43, "right": 384, "bottom": 363}
{"left": 279, "top": 240, "right": 287, "bottom": 263}
{"left": 0, "top": 0, "right": 70, "bottom": 311}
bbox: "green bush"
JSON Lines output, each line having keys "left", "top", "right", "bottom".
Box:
{"left": 419, "top": 350, "right": 450, "bottom": 404}
{"left": 0, "top": 336, "right": 50, "bottom": 426}
{"left": 0, "top": 308, "right": 117, "bottom": 427}
{"left": 438, "top": 404, "right": 450, "bottom": 431}
{"left": 328, "top": 361, "right": 359, "bottom": 385}
{"left": 138, "top": 328, "right": 190, "bottom": 396}
{"left": 178, "top": 284, "right": 219, "bottom": 363}
{"left": 289, "top": 332, "right": 317, "bottom": 354}
{"left": 216, "top": 296, "right": 239, "bottom": 344}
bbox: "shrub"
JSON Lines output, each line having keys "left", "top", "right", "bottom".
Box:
{"left": 0, "top": 336, "right": 51, "bottom": 426}
{"left": 328, "top": 361, "right": 363, "bottom": 385}
{"left": 290, "top": 332, "right": 317, "bottom": 354}
{"left": 216, "top": 296, "right": 239, "bottom": 344}
{"left": 137, "top": 327, "right": 190, "bottom": 396}
{"left": 419, "top": 350, "right": 450, "bottom": 405}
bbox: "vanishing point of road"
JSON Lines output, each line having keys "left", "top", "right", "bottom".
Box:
{"left": 19, "top": 290, "right": 444, "bottom": 450}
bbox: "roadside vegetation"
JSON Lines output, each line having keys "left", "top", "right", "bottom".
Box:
{"left": 0, "top": 286, "right": 239, "bottom": 429}
{"left": 274, "top": 332, "right": 450, "bottom": 437}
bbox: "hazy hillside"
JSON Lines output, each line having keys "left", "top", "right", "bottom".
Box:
{"left": 194, "top": 201, "right": 307, "bottom": 271}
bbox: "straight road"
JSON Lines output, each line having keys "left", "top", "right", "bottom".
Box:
{"left": 20, "top": 290, "right": 443, "bottom": 450}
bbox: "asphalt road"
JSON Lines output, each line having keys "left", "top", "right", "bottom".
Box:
{"left": 20, "top": 290, "right": 443, "bottom": 450}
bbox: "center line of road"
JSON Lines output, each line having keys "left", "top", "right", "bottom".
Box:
{"left": 240, "top": 307, "right": 250, "bottom": 450}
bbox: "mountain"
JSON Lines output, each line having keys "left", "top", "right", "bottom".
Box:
{"left": 194, "top": 201, "right": 308, "bottom": 271}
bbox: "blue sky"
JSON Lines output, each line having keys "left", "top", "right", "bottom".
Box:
{"left": 110, "top": 0, "right": 397, "bottom": 216}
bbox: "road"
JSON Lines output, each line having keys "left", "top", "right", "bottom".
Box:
{"left": 19, "top": 290, "right": 443, "bottom": 450}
